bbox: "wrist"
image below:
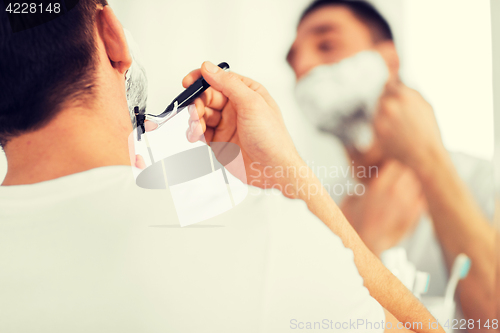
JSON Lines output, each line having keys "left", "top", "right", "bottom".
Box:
{"left": 413, "top": 143, "right": 451, "bottom": 184}
{"left": 274, "top": 157, "right": 322, "bottom": 200}
{"left": 290, "top": 161, "right": 326, "bottom": 201}
{"left": 247, "top": 153, "right": 316, "bottom": 199}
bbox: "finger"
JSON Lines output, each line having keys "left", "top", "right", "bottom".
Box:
{"left": 188, "top": 100, "right": 221, "bottom": 127}
{"left": 187, "top": 119, "right": 206, "bottom": 142}
{"left": 203, "top": 106, "right": 222, "bottom": 127}
{"left": 144, "top": 120, "right": 158, "bottom": 132}
{"left": 204, "top": 127, "right": 214, "bottom": 145}
{"left": 184, "top": 63, "right": 276, "bottom": 114}
{"left": 186, "top": 126, "right": 202, "bottom": 143}
{"left": 199, "top": 87, "right": 229, "bottom": 111}
{"left": 183, "top": 69, "right": 229, "bottom": 111}
{"left": 193, "top": 119, "right": 206, "bottom": 137}
{"left": 188, "top": 101, "right": 203, "bottom": 122}
{"left": 383, "top": 79, "right": 403, "bottom": 98}
{"left": 200, "top": 61, "right": 260, "bottom": 107}
{"left": 188, "top": 117, "right": 206, "bottom": 133}
{"left": 135, "top": 155, "right": 146, "bottom": 170}
{"left": 206, "top": 66, "right": 277, "bottom": 109}
{"left": 377, "top": 94, "right": 400, "bottom": 117}
{"left": 186, "top": 127, "right": 196, "bottom": 143}
{"left": 201, "top": 62, "right": 280, "bottom": 111}
{"left": 182, "top": 69, "right": 202, "bottom": 88}
{"left": 183, "top": 64, "right": 261, "bottom": 92}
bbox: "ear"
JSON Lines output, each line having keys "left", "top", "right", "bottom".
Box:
{"left": 97, "top": 6, "right": 132, "bottom": 75}
{"left": 375, "top": 41, "right": 400, "bottom": 80}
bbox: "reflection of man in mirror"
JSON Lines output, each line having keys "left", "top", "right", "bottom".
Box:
{"left": 288, "top": 0, "right": 497, "bottom": 324}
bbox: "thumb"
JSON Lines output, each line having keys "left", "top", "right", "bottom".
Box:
{"left": 383, "top": 78, "right": 403, "bottom": 98}
{"left": 200, "top": 61, "right": 256, "bottom": 107}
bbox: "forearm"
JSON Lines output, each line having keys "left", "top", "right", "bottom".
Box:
{"left": 415, "top": 146, "right": 497, "bottom": 324}
{"left": 287, "top": 162, "right": 443, "bottom": 333}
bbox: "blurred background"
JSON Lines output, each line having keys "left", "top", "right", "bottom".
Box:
{"left": 0, "top": 0, "right": 496, "bottom": 183}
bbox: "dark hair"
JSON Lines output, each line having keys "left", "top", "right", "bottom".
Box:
{"left": 0, "top": 0, "right": 108, "bottom": 147}
{"left": 300, "top": 0, "right": 393, "bottom": 42}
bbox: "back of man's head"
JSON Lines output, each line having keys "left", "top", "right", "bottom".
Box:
{"left": 0, "top": 0, "right": 107, "bottom": 148}
{"left": 300, "top": 0, "right": 393, "bottom": 43}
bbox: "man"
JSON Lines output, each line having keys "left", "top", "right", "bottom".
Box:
{"left": 0, "top": 1, "right": 441, "bottom": 332}
{"left": 286, "top": 0, "right": 498, "bottom": 327}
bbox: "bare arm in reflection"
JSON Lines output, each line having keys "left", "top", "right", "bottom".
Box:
{"left": 369, "top": 82, "right": 498, "bottom": 329}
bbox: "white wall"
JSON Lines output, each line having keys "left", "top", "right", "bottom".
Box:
{"left": 0, "top": 0, "right": 494, "bottom": 183}
{"left": 110, "top": 0, "right": 494, "bottom": 163}
{"left": 401, "top": 0, "right": 494, "bottom": 161}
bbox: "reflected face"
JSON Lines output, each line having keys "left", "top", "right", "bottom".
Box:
{"left": 289, "top": 6, "right": 376, "bottom": 80}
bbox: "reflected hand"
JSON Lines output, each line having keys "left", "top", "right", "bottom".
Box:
{"left": 374, "top": 82, "right": 445, "bottom": 172}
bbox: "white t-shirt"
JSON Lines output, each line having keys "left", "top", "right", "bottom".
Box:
{"left": 0, "top": 166, "right": 384, "bottom": 333}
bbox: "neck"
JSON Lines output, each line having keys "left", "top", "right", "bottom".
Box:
{"left": 2, "top": 107, "right": 133, "bottom": 186}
